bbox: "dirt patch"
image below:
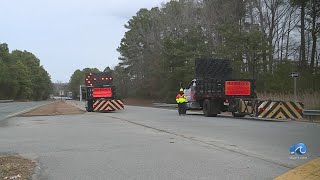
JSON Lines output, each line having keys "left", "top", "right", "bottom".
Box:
{"left": 0, "top": 155, "right": 35, "bottom": 180}
{"left": 20, "top": 101, "right": 84, "bottom": 116}
{"left": 123, "top": 98, "right": 155, "bottom": 107}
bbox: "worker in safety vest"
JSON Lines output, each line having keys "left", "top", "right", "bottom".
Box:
{"left": 176, "top": 88, "right": 187, "bottom": 115}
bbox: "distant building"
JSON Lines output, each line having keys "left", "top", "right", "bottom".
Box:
{"left": 53, "top": 82, "right": 69, "bottom": 96}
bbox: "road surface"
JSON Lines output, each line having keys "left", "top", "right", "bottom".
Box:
{"left": 0, "top": 101, "right": 50, "bottom": 122}
{"left": 0, "top": 101, "right": 319, "bottom": 179}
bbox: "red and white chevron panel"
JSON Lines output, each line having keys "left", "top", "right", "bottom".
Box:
{"left": 93, "top": 99, "right": 124, "bottom": 112}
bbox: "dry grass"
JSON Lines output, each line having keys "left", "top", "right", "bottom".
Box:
{"left": 20, "top": 101, "right": 84, "bottom": 117}
{"left": 0, "top": 155, "right": 35, "bottom": 180}
{"left": 257, "top": 92, "right": 320, "bottom": 109}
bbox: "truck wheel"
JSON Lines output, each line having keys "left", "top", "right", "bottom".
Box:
{"left": 232, "top": 112, "right": 245, "bottom": 118}
{"left": 203, "top": 99, "right": 217, "bottom": 117}
{"left": 86, "top": 100, "right": 93, "bottom": 112}
{"left": 86, "top": 107, "right": 93, "bottom": 112}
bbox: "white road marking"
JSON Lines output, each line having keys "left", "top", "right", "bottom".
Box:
{"left": 4, "top": 102, "right": 53, "bottom": 119}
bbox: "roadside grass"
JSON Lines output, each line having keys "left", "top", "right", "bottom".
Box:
{"left": 0, "top": 155, "right": 35, "bottom": 180}
{"left": 257, "top": 92, "right": 320, "bottom": 109}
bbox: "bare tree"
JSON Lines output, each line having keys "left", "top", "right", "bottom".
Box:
{"left": 308, "top": 0, "right": 320, "bottom": 71}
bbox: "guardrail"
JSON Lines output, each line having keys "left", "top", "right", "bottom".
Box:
{"left": 304, "top": 110, "right": 320, "bottom": 122}
{"left": 0, "top": 100, "right": 14, "bottom": 103}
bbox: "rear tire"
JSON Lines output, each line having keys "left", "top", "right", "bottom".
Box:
{"left": 203, "top": 99, "right": 217, "bottom": 117}
{"left": 86, "top": 107, "right": 93, "bottom": 112}
{"left": 86, "top": 100, "right": 93, "bottom": 112}
{"left": 232, "top": 112, "right": 245, "bottom": 118}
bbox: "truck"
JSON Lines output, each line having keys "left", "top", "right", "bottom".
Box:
{"left": 183, "top": 58, "right": 257, "bottom": 117}
{"left": 84, "top": 72, "right": 124, "bottom": 112}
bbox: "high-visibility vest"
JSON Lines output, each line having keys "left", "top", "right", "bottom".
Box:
{"left": 176, "top": 94, "right": 186, "bottom": 103}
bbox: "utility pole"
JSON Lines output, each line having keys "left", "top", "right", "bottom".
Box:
{"left": 79, "top": 85, "right": 85, "bottom": 101}
{"left": 290, "top": 72, "right": 299, "bottom": 100}
{"left": 80, "top": 85, "right": 82, "bottom": 101}
{"left": 294, "top": 77, "right": 297, "bottom": 100}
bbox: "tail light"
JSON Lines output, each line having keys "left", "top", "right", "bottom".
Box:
{"left": 224, "top": 99, "right": 229, "bottom": 106}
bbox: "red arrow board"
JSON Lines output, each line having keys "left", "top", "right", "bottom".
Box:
{"left": 225, "top": 81, "right": 251, "bottom": 96}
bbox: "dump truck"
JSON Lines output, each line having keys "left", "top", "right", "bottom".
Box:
{"left": 84, "top": 72, "right": 124, "bottom": 112}
{"left": 184, "top": 58, "right": 257, "bottom": 117}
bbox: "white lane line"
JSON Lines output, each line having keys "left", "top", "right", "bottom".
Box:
{"left": 4, "top": 102, "right": 53, "bottom": 119}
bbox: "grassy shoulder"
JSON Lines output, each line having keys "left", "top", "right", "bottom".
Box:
{"left": 20, "top": 101, "right": 84, "bottom": 116}
{"left": 0, "top": 155, "right": 35, "bottom": 180}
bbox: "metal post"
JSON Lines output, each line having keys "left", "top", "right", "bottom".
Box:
{"left": 59, "top": 90, "right": 63, "bottom": 102}
{"left": 79, "top": 85, "right": 82, "bottom": 102}
{"left": 294, "top": 77, "right": 297, "bottom": 100}
{"left": 291, "top": 72, "right": 298, "bottom": 101}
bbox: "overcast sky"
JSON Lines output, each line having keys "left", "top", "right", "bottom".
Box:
{"left": 0, "top": 0, "right": 167, "bottom": 82}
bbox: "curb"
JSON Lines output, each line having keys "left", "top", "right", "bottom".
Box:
{"left": 2, "top": 101, "right": 55, "bottom": 121}
{"left": 153, "top": 103, "right": 177, "bottom": 108}
{"left": 65, "top": 100, "right": 86, "bottom": 111}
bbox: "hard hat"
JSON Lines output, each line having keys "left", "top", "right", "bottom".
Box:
{"left": 179, "top": 88, "right": 183, "bottom": 92}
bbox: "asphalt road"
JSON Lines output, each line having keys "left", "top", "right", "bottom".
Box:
{"left": 0, "top": 101, "right": 50, "bottom": 122}
{"left": 0, "top": 102, "right": 319, "bottom": 179}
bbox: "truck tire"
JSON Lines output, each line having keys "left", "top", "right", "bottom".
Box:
{"left": 232, "top": 112, "right": 245, "bottom": 118}
{"left": 203, "top": 99, "right": 217, "bottom": 117}
{"left": 86, "top": 100, "right": 93, "bottom": 112}
{"left": 86, "top": 107, "right": 93, "bottom": 112}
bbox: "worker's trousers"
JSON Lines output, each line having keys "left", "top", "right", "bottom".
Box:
{"left": 178, "top": 103, "right": 186, "bottom": 115}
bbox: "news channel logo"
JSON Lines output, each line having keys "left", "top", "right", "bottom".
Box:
{"left": 290, "top": 143, "right": 307, "bottom": 155}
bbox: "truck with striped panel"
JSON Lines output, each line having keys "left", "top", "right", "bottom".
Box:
{"left": 84, "top": 72, "right": 124, "bottom": 112}
{"left": 184, "top": 58, "right": 257, "bottom": 117}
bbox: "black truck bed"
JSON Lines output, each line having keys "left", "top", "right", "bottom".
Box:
{"left": 194, "top": 58, "right": 256, "bottom": 99}
{"left": 195, "top": 58, "right": 232, "bottom": 80}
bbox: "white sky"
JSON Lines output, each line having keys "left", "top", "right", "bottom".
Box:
{"left": 0, "top": 0, "right": 167, "bottom": 82}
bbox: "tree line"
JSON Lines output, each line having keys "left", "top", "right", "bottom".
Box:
{"left": 0, "top": 43, "right": 53, "bottom": 100}
{"left": 112, "top": 0, "right": 319, "bottom": 102}
{"left": 68, "top": 0, "right": 319, "bottom": 102}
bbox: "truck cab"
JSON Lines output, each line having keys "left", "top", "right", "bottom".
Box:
{"left": 184, "top": 79, "right": 201, "bottom": 109}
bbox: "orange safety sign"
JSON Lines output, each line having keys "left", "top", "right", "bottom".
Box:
{"left": 93, "top": 88, "right": 112, "bottom": 98}
{"left": 225, "top": 81, "right": 251, "bottom": 96}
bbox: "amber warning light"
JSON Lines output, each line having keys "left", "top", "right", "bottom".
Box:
{"left": 85, "top": 72, "right": 113, "bottom": 86}
{"left": 225, "top": 81, "right": 251, "bottom": 96}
